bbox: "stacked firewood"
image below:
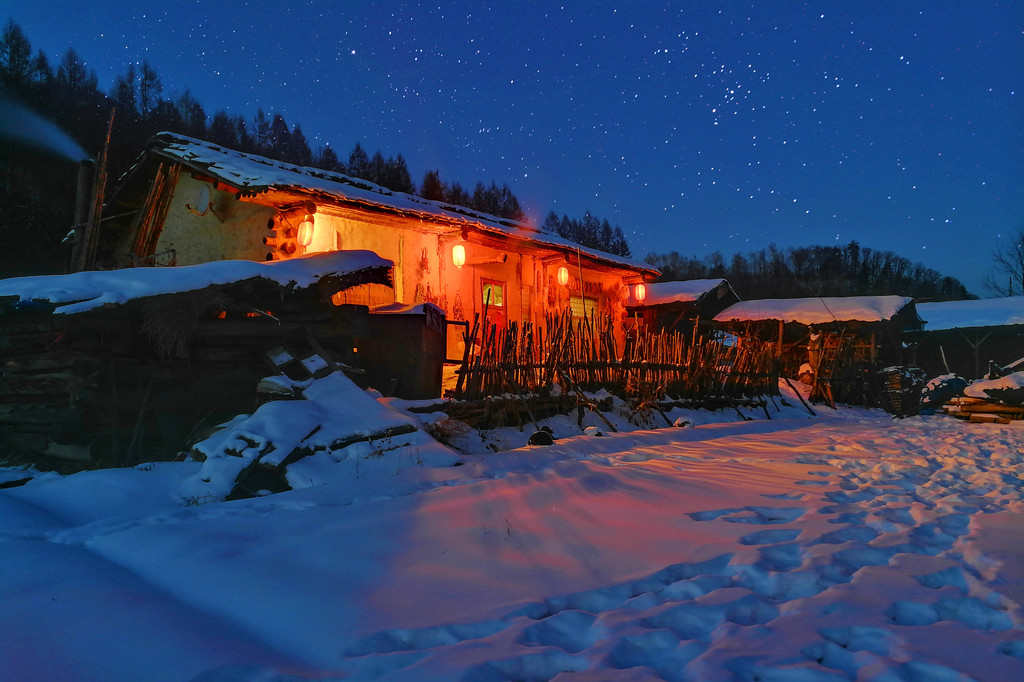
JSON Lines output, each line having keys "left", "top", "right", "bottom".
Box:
{"left": 942, "top": 396, "right": 1024, "bottom": 424}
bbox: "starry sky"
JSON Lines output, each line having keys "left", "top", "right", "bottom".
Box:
{"left": 7, "top": 1, "right": 1022, "bottom": 295}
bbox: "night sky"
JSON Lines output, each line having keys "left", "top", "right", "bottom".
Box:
{"left": 8, "top": 1, "right": 1022, "bottom": 295}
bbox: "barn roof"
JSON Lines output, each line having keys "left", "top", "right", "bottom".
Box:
{"left": 626, "top": 278, "right": 736, "bottom": 307}
{"left": 714, "top": 295, "right": 917, "bottom": 325}
{"left": 917, "top": 296, "right": 1024, "bottom": 332}
{"left": 0, "top": 250, "right": 392, "bottom": 315}
{"left": 129, "top": 132, "right": 657, "bottom": 277}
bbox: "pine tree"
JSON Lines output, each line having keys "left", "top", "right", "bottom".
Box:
{"left": 0, "top": 19, "right": 33, "bottom": 89}
{"left": 420, "top": 169, "right": 446, "bottom": 201}
{"left": 209, "top": 110, "right": 237, "bottom": 148}
{"left": 251, "top": 109, "right": 271, "bottom": 153}
{"left": 347, "top": 142, "right": 369, "bottom": 179}
{"left": 290, "top": 124, "right": 313, "bottom": 166}
{"left": 138, "top": 60, "right": 161, "bottom": 120}
{"left": 314, "top": 144, "right": 342, "bottom": 173}
{"left": 543, "top": 211, "right": 560, "bottom": 233}
{"left": 268, "top": 113, "right": 291, "bottom": 161}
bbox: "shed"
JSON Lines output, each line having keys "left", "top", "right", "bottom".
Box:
{"left": 624, "top": 279, "right": 740, "bottom": 335}
{"left": 0, "top": 251, "right": 400, "bottom": 467}
{"left": 713, "top": 295, "right": 924, "bottom": 404}
{"left": 913, "top": 296, "right": 1024, "bottom": 378}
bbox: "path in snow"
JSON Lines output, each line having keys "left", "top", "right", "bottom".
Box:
{"left": 336, "top": 415, "right": 1024, "bottom": 681}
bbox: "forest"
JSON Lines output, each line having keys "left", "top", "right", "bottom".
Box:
{"left": 0, "top": 19, "right": 976, "bottom": 299}
{"left": 646, "top": 241, "right": 973, "bottom": 301}
{"left": 0, "top": 20, "right": 551, "bottom": 274}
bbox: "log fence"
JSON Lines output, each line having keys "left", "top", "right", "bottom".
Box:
{"left": 453, "top": 310, "right": 778, "bottom": 404}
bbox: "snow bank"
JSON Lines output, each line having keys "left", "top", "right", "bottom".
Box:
{"left": 0, "top": 250, "right": 391, "bottom": 315}
{"left": 965, "top": 370, "right": 1024, "bottom": 403}
{"left": 180, "top": 371, "right": 438, "bottom": 501}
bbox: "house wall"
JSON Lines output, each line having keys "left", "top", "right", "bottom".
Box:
{"left": 154, "top": 175, "right": 272, "bottom": 264}
{"left": 308, "top": 208, "right": 634, "bottom": 353}
{"left": 153, "top": 174, "right": 639, "bottom": 357}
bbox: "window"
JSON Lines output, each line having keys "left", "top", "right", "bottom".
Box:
{"left": 481, "top": 279, "right": 504, "bottom": 307}
{"left": 570, "top": 296, "right": 597, "bottom": 318}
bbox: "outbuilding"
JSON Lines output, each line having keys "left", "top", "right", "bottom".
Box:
{"left": 713, "top": 295, "right": 924, "bottom": 404}
{"left": 913, "top": 296, "right": 1024, "bottom": 378}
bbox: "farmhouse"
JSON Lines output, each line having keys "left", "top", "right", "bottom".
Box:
{"left": 713, "top": 295, "right": 924, "bottom": 405}
{"left": 84, "top": 132, "right": 658, "bottom": 363}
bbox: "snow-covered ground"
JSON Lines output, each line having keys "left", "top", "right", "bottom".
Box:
{"left": 2, "top": 383, "right": 1022, "bottom": 681}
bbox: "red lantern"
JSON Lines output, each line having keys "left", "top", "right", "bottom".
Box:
{"left": 557, "top": 266, "right": 569, "bottom": 286}
{"left": 634, "top": 283, "right": 647, "bottom": 303}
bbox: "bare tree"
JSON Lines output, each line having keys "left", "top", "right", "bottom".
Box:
{"left": 984, "top": 223, "right": 1024, "bottom": 297}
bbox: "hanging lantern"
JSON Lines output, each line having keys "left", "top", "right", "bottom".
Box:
{"left": 452, "top": 243, "right": 466, "bottom": 268}
{"left": 557, "top": 265, "right": 569, "bottom": 287}
{"left": 296, "top": 215, "right": 315, "bottom": 247}
{"left": 634, "top": 282, "right": 647, "bottom": 303}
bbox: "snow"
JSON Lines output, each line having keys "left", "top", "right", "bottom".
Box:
{"left": 715, "top": 295, "right": 915, "bottom": 325}
{"left": 965, "top": 371, "right": 1024, "bottom": 401}
{"left": 2, "top": 377, "right": 1023, "bottom": 681}
{"left": 918, "top": 296, "right": 1024, "bottom": 331}
{"left": 626, "top": 279, "right": 735, "bottom": 307}
{"left": 0, "top": 250, "right": 391, "bottom": 315}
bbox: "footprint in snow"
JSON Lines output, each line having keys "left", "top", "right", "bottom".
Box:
{"left": 756, "top": 543, "right": 805, "bottom": 571}
{"left": 814, "top": 525, "right": 879, "bottom": 545}
{"left": 722, "top": 506, "right": 806, "bottom": 525}
{"left": 739, "top": 528, "right": 802, "bottom": 545}
{"left": 343, "top": 620, "right": 507, "bottom": 657}
{"left": 519, "top": 610, "right": 599, "bottom": 653}
{"left": 463, "top": 650, "right": 588, "bottom": 682}
{"left": 914, "top": 566, "right": 969, "bottom": 594}
{"left": 886, "top": 597, "right": 1013, "bottom": 630}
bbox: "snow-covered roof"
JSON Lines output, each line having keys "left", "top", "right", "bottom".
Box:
{"left": 0, "top": 250, "right": 391, "bottom": 315}
{"left": 917, "top": 296, "right": 1024, "bottom": 331}
{"left": 143, "top": 132, "right": 657, "bottom": 276}
{"left": 627, "top": 279, "right": 735, "bottom": 307}
{"left": 714, "top": 295, "right": 916, "bottom": 325}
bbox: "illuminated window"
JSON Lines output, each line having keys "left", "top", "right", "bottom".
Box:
{"left": 482, "top": 279, "right": 504, "bottom": 307}
{"left": 569, "top": 296, "right": 597, "bottom": 318}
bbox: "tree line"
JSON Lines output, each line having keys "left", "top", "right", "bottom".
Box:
{"left": 543, "top": 211, "right": 632, "bottom": 257}
{"left": 4, "top": 19, "right": 641, "bottom": 275}
{"left": 645, "top": 241, "right": 973, "bottom": 301}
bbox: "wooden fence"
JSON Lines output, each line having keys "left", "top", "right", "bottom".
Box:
{"left": 453, "top": 310, "right": 778, "bottom": 403}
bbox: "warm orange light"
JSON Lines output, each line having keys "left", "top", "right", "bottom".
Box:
{"left": 296, "top": 215, "right": 315, "bottom": 247}
{"left": 634, "top": 283, "right": 647, "bottom": 303}
{"left": 557, "top": 266, "right": 569, "bottom": 287}
{"left": 452, "top": 243, "right": 466, "bottom": 268}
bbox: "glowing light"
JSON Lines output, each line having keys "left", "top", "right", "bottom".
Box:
{"left": 557, "top": 266, "right": 569, "bottom": 286}
{"left": 634, "top": 283, "right": 647, "bottom": 303}
{"left": 296, "top": 215, "right": 315, "bottom": 247}
{"left": 452, "top": 243, "right": 466, "bottom": 268}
